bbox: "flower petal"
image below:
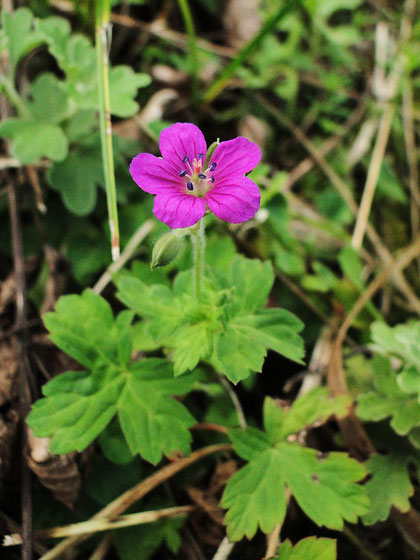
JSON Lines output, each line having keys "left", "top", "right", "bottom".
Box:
{"left": 130, "top": 153, "right": 182, "bottom": 194}
{"left": 210, "top": 137, "right": 261, "bottom": 181}
{"left": 153, "top": 192, "right": 206, "bottom": 229}
{"left": 205, "top": 176, "right": 261, "bottom": 223}
{"left": 159, "top": 123, "right": 207, "bottom": 170}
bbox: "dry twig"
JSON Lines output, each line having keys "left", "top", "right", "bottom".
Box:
{"left": 39, "top": 444, "right": 232, "bottom": 560}
{"left": 92, "top": 219, "right": 154, "bottom": 294}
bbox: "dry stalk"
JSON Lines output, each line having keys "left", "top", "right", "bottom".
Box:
{"left": 92, "top": 219, "right": 154, "bottom": 294}
{"left": 212, "top": 536, "right": 235, "bottom": 560}
{"left": 352, "top": 0, "right": 417, "bottom": 249}
{"left": 39, "top": 444, "right": 232, "bottom": 560}
{"left": 255, "top": 93, "right": 420, "bottom": 315}
{"left": 351, "top": 103, "right": 395, "bottom": 250}
{"left": 37, "top": 506, "right": 195, "bottom": 539}
{"left": 88, "top": 535, "right": 113, "bottom": 560}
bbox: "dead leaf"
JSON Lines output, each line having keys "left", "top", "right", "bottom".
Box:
{"left": 223, "top": 0, "right": 261, "bottom": 48}
{"left": 238, "top": 115, "right": 268, "bottom": 152}
{"left": 187, "top": 459, "right": 238, "bottom": 525}
{"left": 26, "top": 431, "right": 81, "bottom": 509}
{"left": 0, "top": 339, "right": 18, "bottom": 407}
{"left": 151, "top": 64, "right": 188, "bottom": 86}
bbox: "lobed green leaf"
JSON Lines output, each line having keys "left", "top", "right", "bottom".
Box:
{"left": 275, "top": 537, "right": 337, "bottom": 560}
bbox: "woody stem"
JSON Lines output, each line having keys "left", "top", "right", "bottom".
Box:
{"left": 192, "top": 218, "right": 205, "bottom": 299}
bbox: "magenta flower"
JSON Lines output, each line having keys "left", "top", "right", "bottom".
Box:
{"left": 129, "top": 123, "right": 261, "bottom": 229}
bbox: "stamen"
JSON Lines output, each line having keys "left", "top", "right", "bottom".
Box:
{"left": 198, "top": 173, "right": 207, "bottom": 179}
{"left": 209, "top": 162, "right": 217, "bottom": 171}
{"left": 179, "top": 170, "right": 187, "bottom": 177}
{"left": 187, "top": 182, "right": 194, "bottom": 191}
{"left": 210, "top": 175, "right": 215, "bottom": 183}
{"left": 197, "top": 153, "right": 204, "bottom": 159}
{"left": 183, "top": 155, "right": 189, "bottom": 163}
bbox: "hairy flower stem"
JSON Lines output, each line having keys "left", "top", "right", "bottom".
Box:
{"left": 95, "top": 0, "right": 120, "bottom": 261}
{"left": 191, "top": 218, "right": 205, "bottom": 299}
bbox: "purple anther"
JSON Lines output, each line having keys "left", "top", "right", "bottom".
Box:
{"left": 187, "top": 182, "right": 194, "bottom": 191}
{"left": 183, "top": 155, "right": 189, "bottom": 163}
{"left": 210, "top": 175, "right": 215, "bottom": 183}
{"left": 198, "top": 173, "right": 207, "bottom": 179}
{"left": 198, "top": 153, "right": 204, "bottom": 159}
{"left": 209, "top": 162, "right": 217, "bottom": 171}
{"left": 179, "top": 169, "right": 187, "bottom": 177}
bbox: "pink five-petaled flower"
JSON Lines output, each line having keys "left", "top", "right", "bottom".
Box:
{"left": 129, "top": 122, "right": 262, "bottom": 229}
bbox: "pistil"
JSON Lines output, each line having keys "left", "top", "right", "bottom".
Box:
{"left": 179, "top": 154, "right": 218, "bottom": 196}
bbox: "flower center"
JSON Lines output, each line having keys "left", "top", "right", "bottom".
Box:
{"left": 178, "top": 155, "right": 217, "bottom": 197}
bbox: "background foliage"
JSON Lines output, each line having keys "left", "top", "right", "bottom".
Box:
{"left": 1, "top": 1, "right": 420, "bottom": 559}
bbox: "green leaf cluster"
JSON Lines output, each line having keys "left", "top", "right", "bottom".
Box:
{"left": 363, "top": 443, "right": 420, "bottom": 525}
{"left": 371, "top": 320, "right": 420, "bottom": 373}
{"left": 116, "top": 256, "right": 305, "bottom": 383}
{"left": 221, "top": 390, "right": 368, "bottom": 541}
{"left": 356, "top": 320, "right": 420, "bottom": 447}
{"left": 0, "top": 8, "right": 150, "bottom": 167}
{"left": 27, "top": 290, "right": 197, "bottom": 464}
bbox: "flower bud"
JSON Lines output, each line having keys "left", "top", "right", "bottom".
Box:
{"left": 204, "top": 139, "right": 220, "bottom": 168}
{"left": 151, "top": 231, "right": 184, "bottom": 269}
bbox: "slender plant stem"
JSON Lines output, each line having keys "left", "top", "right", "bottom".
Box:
{"left": 351, "top": 103, "right": 395, "bottom": 250}
{"left": 203, "top": 0, "right": 300, "bottom": 104}
{"left": 176, "top": 0, "right": 199, "bottom": 106}
{"left": 37, "top": 506, "right": 195, "bottom": 538}
{"left": 92, "top": 219, "right": 154, "bottom": 294}
{"left": 212, "top": 536, "right": 235, "bottom": 560}
{"left": 0, "top": 73, "right": 30, "bottom": 117}
{"left": 192, "top": 218, "right": 205, "bottom": 299}
{"left": 219, "top": 375, "right": 247, "bottom": 429}
{"left": 95, "top": 0, "right": 120, "bottom": 261}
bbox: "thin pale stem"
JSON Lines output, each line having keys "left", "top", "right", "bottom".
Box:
{"left": 37, "top": 506, "right": 195, "bottom": 539}
{"left": 351, "top": 103, "right": 395, "bottom": 250}
{"left": 176, "top": 0, "right": 199, "bottom": 106}
{"left": 92, "top": 219, "right": 154, "bottom": 294}
{"left": 96, "top": 0, "right": 120, "bottom": 261}
{"left": 192, "top": 218, "right": 205, "bottom": 299}
{"left": 212, "top": 536, "right": 235, "bottom": 560}
{"left": 219, "top": 375, "right": 246, "bottom": 429}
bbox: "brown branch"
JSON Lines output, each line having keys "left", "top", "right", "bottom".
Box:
{"left": 191, "top": 423, "right": 229, "bottom": 435}
{"left": 8, "top": 182, "right": 33, "bottom": 560}
{"left": 39, "top": 444, "right": 232, "bottom": 560}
